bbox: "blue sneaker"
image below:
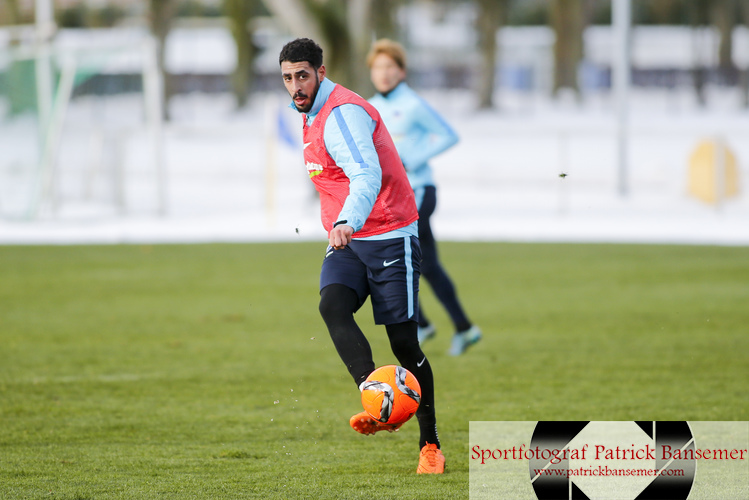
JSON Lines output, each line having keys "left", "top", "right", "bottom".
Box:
{"left": 417, "top": 324, "right": 436, "bottom": 344}
{"left": 448, "top": 325, "right": 482, "bottom": 356}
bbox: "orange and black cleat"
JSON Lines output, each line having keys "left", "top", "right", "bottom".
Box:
{"left": 349, "top": 411, "right": 402, "bottom": 435}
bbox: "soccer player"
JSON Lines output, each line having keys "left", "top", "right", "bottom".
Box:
{"left": 367, "top": 39, "right": 482, "bottom": 356}
{"left": 279, "top": 38, "right": 445, "bottom": 474}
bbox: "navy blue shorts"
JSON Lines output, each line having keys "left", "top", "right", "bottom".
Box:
{"left": 320, "top": 236, "right": 421, "bottom": 325}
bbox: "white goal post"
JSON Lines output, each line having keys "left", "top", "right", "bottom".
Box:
{"left": 0, "top": 32, "right": 166, "bottom": 220}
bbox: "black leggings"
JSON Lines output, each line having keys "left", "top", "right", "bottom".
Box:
{"left": 318, "top": 284, "right": 436, "bottom": 420}
{"left": 418, "top": 185, "right": 471, "bottom": 332}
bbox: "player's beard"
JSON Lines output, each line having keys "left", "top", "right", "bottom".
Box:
{"left": 293, "top": 73, "right": 320, "bottom": 113}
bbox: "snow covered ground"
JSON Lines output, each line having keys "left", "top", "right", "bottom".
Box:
{"left": 1, "top": 88, "right": 748, "bottom": 246}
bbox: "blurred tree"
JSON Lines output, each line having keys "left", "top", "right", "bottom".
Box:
{"left": 1, "top": 0, "right": 21, "bottom": 26}
{"left": 178, "top": 0, "right": 222, "bottom": 18}
{"left": 224, "top": 0, "right": 258, "bottom": 109}
{"left": 641, "top": 0, "right": 684, "bottom": 24}
{"left": 549, "top": 0, "right": 585, "bottom": 99}
{"left": 506, "top": 0, "right": 548, "bottom": 26}
{"left": 709, "top": 0, "right": 737, "bottom": 75}
{"left": 475, "top": 0, "right": 507, "bottom": 109}
{"left": 686, "top": 0, "right": 710, "bottom": 106}
{"left": 57, "top": 4, "right": 87, "bottom": 28}
{"left": 261, "top": 0, "right": 347, "bottom": 86}
{"left": 372, "top": 0, "right": 403, "bottom": 39}
{"left": 304, "top": 0, "right": 356, "bottom": 89}
{"left": 740, "top": 0, "right": 749, "bottom": 107}
{"left": 349, "top": 0, "right": 406, "bottom": 94}
{"left": 261, "top": 0, "right": 399, "bottom": 94}
{"left": 148, "top": 0, "right": 178, "bottom": 120}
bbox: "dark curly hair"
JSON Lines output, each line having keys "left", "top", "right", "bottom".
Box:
{"left": 279, "top": 38, "right": 323, "bottom": 69}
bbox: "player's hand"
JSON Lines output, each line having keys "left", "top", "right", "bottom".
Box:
{"left": 329, "top": 224, "right": 353, "bottom": 250}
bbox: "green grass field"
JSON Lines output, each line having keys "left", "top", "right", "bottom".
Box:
{"left": 1, "top": 242, "right": 747, "bottom": 499}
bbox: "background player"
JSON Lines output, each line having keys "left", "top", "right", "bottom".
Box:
{"left": 367, "top": 39, "right": 482, "bottom": 356}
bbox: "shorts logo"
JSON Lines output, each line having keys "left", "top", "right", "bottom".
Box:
{"left": 306, "top": 161, "right": 323, "bottom": 178}
{"left": 383, "top": 259, "right": 400, "bottom": 267}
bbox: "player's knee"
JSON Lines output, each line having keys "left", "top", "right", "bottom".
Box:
{"left": 319, "top": 284, "right": 357, "bottom": 322}
{"left": 318, "top": 294, "right": 340, "bottom": 322}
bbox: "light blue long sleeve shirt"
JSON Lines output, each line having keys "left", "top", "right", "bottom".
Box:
{"left": 369, "top": 81, "right": 458, "bottom": 192}
{"left": 290, "top": 77, "right": 416, "bottom": 239}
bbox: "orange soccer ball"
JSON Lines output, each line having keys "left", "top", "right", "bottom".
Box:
{"left": 361, "top": 365, "right": 421, "bottom": 425}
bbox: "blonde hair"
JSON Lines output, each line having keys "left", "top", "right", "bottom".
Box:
{"left": 366, "top": 38, "right": 407, "bottom": 70}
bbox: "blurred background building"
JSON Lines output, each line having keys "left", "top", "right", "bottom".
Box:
{"left": 1, "top": 0, "right": 747, "bottom": 244}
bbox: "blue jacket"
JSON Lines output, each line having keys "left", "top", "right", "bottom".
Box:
{"left": 369, "top": 82, "right": 458, "bottom": 192}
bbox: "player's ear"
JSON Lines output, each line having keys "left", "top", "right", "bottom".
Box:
{"left": 318, "top": 65, "right": 326, "bottom": 80}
